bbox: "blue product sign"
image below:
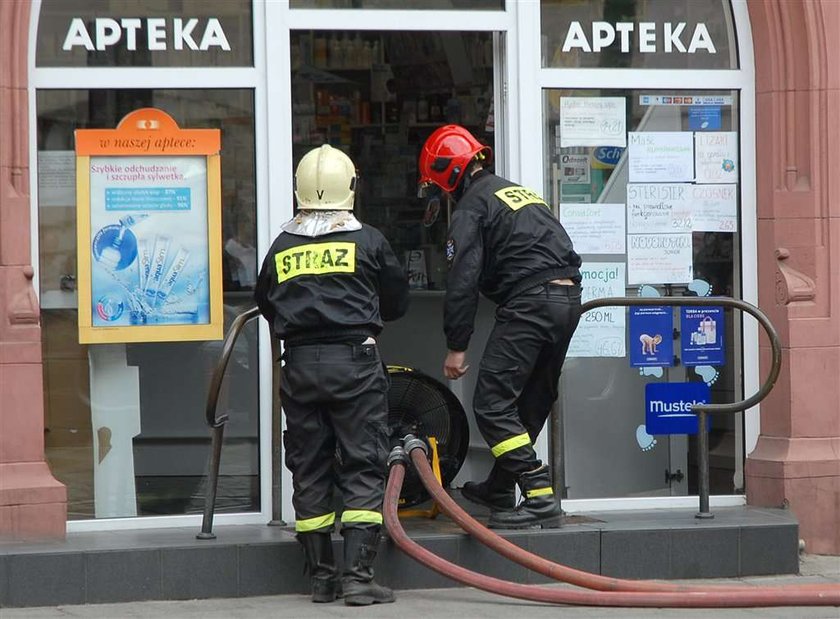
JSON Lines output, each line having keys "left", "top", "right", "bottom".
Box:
{"left": 681, "top": 307, "right": 725, "bottom": 367}
{"left": 105, "top": 187, "right": 191, "bottom": 211}
{"left": 688, "top": 106, "right": 722, "bottom": 131}
{"left": 629, "top": 306, "right": 674, "bottom": 367}
{"left": 592, "top": 146, "right": 624, "bottom": 169}
{"left": 645, "top": 382, "right": 711, "bottom": 435}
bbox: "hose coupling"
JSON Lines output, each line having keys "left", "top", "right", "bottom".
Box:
{"left": 387, "top": 445, "right": 409, "bottom": 468}
{"left": 403, "top": 434, "right": 429, "bottom": 456}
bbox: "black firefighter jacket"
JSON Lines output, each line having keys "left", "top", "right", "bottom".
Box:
{"left": 255, "top": 224, "right": 409, "bottom": 344}
{"left": 444, "top": 171, "right": 581, "bottom": 352}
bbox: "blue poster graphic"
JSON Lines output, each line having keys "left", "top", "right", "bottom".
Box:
{"left": 645, "top": 382, "right": 712, "bottom": 435}
{"left": 688, "top": 106, "right": 722, "bottom": 131}
{"left": 89, "top": 155, "right": 210, "bottom": 327}
{"left": 681, "top": 307, "right": 725, "bottom": 367}
{"left": 629, "top": 306, "right": 674, "bottom": 367}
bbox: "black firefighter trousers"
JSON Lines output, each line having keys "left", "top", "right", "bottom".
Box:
{"left": 280, "top": 342, "right": 389, "bottom": 532}
{"left": 473, "top": 283, "right": 582, "bottom": 487}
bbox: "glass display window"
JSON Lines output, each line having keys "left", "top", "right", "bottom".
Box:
{"left": 36, "top": 88, "right": 259, "bottom": 519}
{"left": 543, "top": 88, "right": 743, "bottom": 499}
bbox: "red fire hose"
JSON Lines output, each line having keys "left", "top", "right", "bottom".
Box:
{"left": 384, "top": 448, "right": 840, "bottom": 608}
{"left": 407, "top": 445, "right": 835, "bottom": 595}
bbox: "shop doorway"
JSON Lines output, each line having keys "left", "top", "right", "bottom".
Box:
{"left": 290, "top": 30, "right": 496, "bottom": 273}
{"left": 285, "top": 30, "right": 501, "bottom": 516}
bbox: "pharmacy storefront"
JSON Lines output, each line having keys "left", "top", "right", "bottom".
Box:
{"left": 26, "top": 0, "right": 757, "bottom": 532}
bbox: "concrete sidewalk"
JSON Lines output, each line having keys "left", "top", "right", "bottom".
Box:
{"left": 3, "top": 554, "right": 838, "bottom": 619}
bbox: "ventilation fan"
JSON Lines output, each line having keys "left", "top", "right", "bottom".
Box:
{"left": 386, "top": 366, "right": 470, "bottom": 509}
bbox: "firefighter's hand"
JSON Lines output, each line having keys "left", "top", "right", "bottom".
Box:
{"left": 444, "top": 350, "right": 469, "bottom": 380}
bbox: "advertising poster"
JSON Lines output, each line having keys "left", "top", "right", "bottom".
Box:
{"left": 690, "top": 184, "right": 738, "bottom": 232}
{"left": 558, "top": 153, "right": 591, "bottom": 184}
{"left": 559, "top": 97, "right": 627, "bottom": 148}
{"left": 627, "top": 233, "right": 693, "bottom": 285}
{"left": 695, "top": 131, "right": 738, "bottom": 184}
{"left": 681, "top": 306, "right": 725, "bottom": 366}
{"left": 560, "top": 203, "right": 625, "bottom": 255}
{"left": 88, "top": 156, "right": 210, "bottom": 328}
{"left": 645, "top": 382, "right": 711, "bottom": 435}
{"left": 568, "top": 262, "right": 626, "bottom": 358}
{"left": 627, "top": 183, "right": 693, "bottom": 234}
{"left": 628, "top": 132, "right": 695, "bottom": 183}
{"left": 75, "top": 107, "right": 222, "bottom": 344}
{"left": 629, "top": 306, "right": 674, "bottom": 367}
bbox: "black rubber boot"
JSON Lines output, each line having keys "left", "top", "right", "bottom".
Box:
{"left": 297, "top": 532, "right": 341, "bottom": 603}
{"left": 461, "top": 464, "right": 516, "bottom": 510}
{"left": 487, "top": 464, "right": 562, "bottom": 530}
{"left": 341, "top": 527, "right": 395, "bottom": 606}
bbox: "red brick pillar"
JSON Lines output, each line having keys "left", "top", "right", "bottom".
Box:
{"left": 0, "top": 0, "right": 67, "bottom": 538}
{"left": 746, "top": 0, "right": 840, "bottom": 554}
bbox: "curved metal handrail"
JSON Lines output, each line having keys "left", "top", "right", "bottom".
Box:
{"left": 204, "top": 306, "right": 261, "bottom": 428}
{"left": 198, "top": 296, "right": 782, "bottom": 537}
{"left": 198, "top": 305, "right": 260, "bottom": 539}
{"left": 578, "top": 296, "right": 782, "bottom": 518}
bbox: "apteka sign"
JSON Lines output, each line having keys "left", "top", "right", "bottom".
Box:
{"left": 562, "top": 21, "right": 716, "bottom": 55}
{"left": 63, "top": 17, "right": 231, "bottom": 52}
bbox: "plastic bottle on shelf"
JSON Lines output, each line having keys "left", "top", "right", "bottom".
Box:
{"left": 417, "top": 94, "right": 429, "bottom": 123}
{"left": 328, "top": 34, "right": 341, "bottom": 69}
{"left": 314, "top": 34, "right": 327, "bottom": 68}
{"left": 446, "top": 89, "right": 462, "bottom": 124}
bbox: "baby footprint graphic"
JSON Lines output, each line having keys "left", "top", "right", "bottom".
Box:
{"left": 687, "top": 279, "right": 712, "bottom": 297}
{"left": 636, "top": 425, "right": 657, "bottom": 452}
{"left": 639, "top": 366, "right": 664, "bottom": 378}
{"left": 694, "top": 365, "right": 720, "bottom": 386}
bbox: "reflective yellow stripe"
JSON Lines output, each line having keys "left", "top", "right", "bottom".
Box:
{"left": 341, "top": 509, "right": 383, "bottom": 525}
{"left": 491, "top": 433, "right": 532, "bottom": 458}
{"left": 295, "top": 512, "right": 335, "bottom": 532}
{"left": 526, "top": 486, "right": 554, "bottom": 498}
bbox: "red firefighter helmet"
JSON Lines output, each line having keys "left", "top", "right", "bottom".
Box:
{"left": 418, "top": 124, "right": 492, "bottom": 195}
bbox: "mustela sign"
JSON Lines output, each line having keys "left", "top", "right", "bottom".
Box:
{"left": 562, "top": 21, "right": 716, "bottom": 54}
{"left": 62, "top": 17, "right": 231, "bottom": 52}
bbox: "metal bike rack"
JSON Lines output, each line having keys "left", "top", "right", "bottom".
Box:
{"left": 198, "top": 296, "right": 781, "bottom": 537}
{"left": 576, "top": 296, "right": 782, "bottom": 519}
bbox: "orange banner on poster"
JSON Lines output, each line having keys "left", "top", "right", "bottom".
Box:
{"left": 75, "top": 107, "right": 220, "bottom": 156}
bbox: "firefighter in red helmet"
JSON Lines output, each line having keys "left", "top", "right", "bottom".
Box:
{"left": 418, "top": 125, "right": 582, "bottom": 529}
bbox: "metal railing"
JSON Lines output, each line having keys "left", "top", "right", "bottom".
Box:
{"left": 197, "top": 306, "right": 261, "bottom": 539}
{"left": 571, "top": 296, "right": 782, "bottom": 518}
{"left": 197, "top": 296, "right": 781, "bottom": 538}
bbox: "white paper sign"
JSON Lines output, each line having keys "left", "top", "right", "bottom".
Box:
{"left": 628, "top": 132, "right": 694, "bottom": 183}
{"left": 568, "top": 262, "right": 626, "bottom": 358}
{"left": 37, "top": 151, "right": 76, "bottom": 207}
{"left": 560, "top": 203, "right": 625, "bottom": 255}
{"left": 560, "top": 97, "right": 627, "bottom": 148}
{"left": 627, "top": 183, "right": 693, "bottom": 234}
{"left": 695, "top": 131, "right": 738, "bottom": 184}
{"left": 627, "top": 233, "right": 693, "bottom": 284}
{"left": 690, "top": 184, "right": 738, "bottom": 232}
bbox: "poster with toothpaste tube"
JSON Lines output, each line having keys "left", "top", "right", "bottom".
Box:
{"left": 88, "top": 156, "right": 210, "bottom": 330}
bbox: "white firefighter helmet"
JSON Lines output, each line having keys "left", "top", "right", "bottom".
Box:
{"left": 294, "top": 144, "right": 357, "bottom": 211}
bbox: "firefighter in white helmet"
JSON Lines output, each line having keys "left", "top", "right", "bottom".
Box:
{"left": 255, "top": 144, "right": 408, "bottom": 605}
